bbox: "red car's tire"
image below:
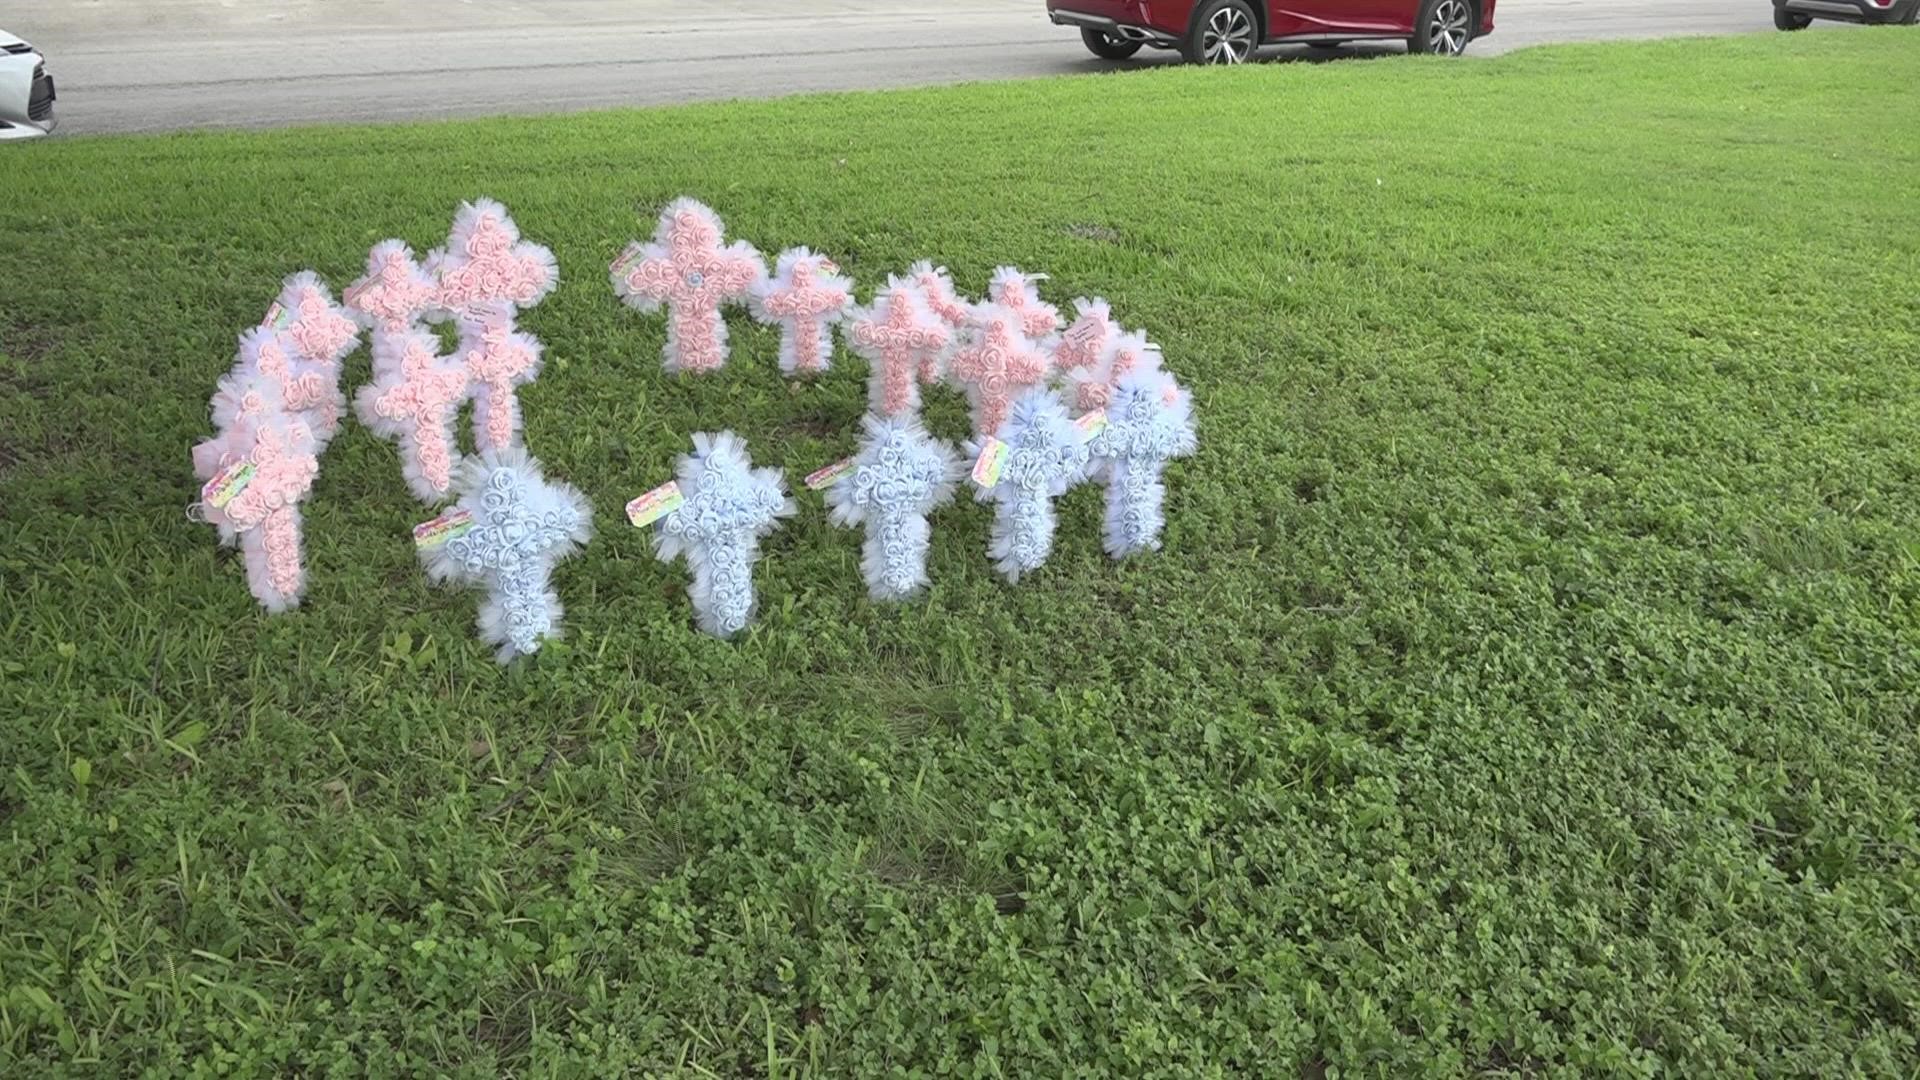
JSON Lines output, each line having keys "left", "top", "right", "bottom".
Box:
{"left": 1773, "top": 6, "right": 1813, "bottom": 29}
{"left": 1183, "top": 0, "right": 1260, "bottom": 64}
{"left": 1409, "top": 0, "right": 1475, "bottom": 55}
{"left": 1081, "top": 27, "right": 1143, "bottom": 60}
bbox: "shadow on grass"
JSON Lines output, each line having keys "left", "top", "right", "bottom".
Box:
{"left": 1069, "top": 39, "right": 1410, "bottom": 74}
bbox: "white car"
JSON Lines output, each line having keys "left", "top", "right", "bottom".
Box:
{"left": 0, "top": 29, "right": 55, "bottom": 139}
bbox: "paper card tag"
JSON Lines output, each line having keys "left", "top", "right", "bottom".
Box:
{"left": 201, "top": 460, "right": 256, "bottom": 509}
{"left": 626, "top": 481, "right": 684, "bottom": 527}
{"left": 413, "top": 508, "right": 473, "bottom": 548}
{"left": 971, "top": 437, "right": 1009, "bottom": 488}
{"left": 610, "top": 243, "right": 645, "bottom": 277}
{"left": 261, "top": 301, "right": 290, "bottom": 329}
{"left": 1073, "top": 411, "right": 1108, "bottom": 441}
{"left": 804, "top": 457, "right": 856, "bottom": 490}
{"left": 819, "top": 258, "right": 840, "bottom": 275}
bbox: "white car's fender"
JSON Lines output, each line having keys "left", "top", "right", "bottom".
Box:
{"left": 0, "top": 28, "right": 52, "bottom": 138}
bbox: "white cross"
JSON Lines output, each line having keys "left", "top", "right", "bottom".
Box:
{"left": 1087, "top": 370, "right": 1196, "bottom": 558}
{"left": 968, "top": 389, "right": 1090, "bottom": 583}
{"left": 653, "top": 432, "right": 794, "bottom": 637}
{"left": 422, "top": 450, "right": 593, "bottom": 662}
{"left": 825, "top": 415, "right": 962, "bottom": 601}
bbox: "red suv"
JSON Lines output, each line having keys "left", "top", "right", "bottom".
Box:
{"left": 1048, "top": 0, "right": 1495, "bottom": 63}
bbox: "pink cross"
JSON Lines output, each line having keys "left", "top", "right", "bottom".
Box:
{"left": 1072, "top": 328, "right": 1162, "bottom": 412}
{"left": 358, "top": 330, "right": 471, "bottom": 500}
{"left": 432, "top": 198, "right": 558, "bottom": 318}
{"left": 345, "top": 240, "right": 438, "bottom": 335}
{"left": 988, "top": 266, "right": 1062, "bottom": 343}
{"left": 210, "top": 361, "right": 286, "bottom": 436}
{"left": 271, "top": 272, "right": 359, "bottom": 367}
{"left": 907, "top": 260, "right": 971, "bottom": 382}
{"left": 909, "top": 261, "right": 972, "bottom": 329}
{"left": 750, "top": 248, "right": 852, "bottom": 377}
{"left": 950, "top": 304, "right": 1053, "bottom": 437}
{"left": 847, "top": 279, "right": 951, "bottom": 419}
{"left": 1053, "top": 297, "right": 1114, "bottom": 379}
{"left": 611, "top": 198, "right": 767, "bottom": 374}
{"left": 457, "top": 309, "right": 543, "bottom": 451}
{"left": 243, "top": 328, "right": 343, "bottom": 441}
{"left": 220, "top": 417, "right": 320, "bottom": 603}
{"left": 222, "top": 418, "right": 318, "bottom": 528}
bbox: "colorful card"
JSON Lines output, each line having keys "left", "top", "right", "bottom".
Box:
{"left": 626, "top": 481, "right": 684, "bottom": 527}
{"left": 609, "top": 243, "right": 645, "bottom": 277}
{"left": 1073, "top": 411, "right": 1108, "bottom": 440}
{"left": 413, "top": 508, "right": 474, "bottom": 548}
{"left": 201, "top": 460, "right": 256, "bottom": 509}
{"left": 971, "top": 437, "right": 1009, "bottom": 488}
{"left": 261, "top": 301, "right": 289, "bottom": 329}
{"left": 803, "top": 457, "right": 856, "bottom": 490}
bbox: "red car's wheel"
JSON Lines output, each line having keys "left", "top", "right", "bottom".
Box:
{"left": 1183, "top": 0, "right": 1260, "bottom": 65}
{"left": 1774, "top": 6, "right": 1813, "bottom": 29}
{"left": 1081, "top": 27, "right": 1143, "bottom": 60}
{"left": 1410, "top": 0, "right": 1474, "bottom": 55}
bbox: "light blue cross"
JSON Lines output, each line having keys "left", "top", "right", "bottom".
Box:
{"left": 423, "top": 450, "right": 593, "bottom": 661}
{"left": 654, "top": 432, "right": 794, "bottom": 638}
{"left": 826, "top": 416, "right": 962, "bottom": 601}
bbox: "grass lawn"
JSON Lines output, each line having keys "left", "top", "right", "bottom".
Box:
{"left": 5, "top": 28, "right": 1920, "bottom": 1077}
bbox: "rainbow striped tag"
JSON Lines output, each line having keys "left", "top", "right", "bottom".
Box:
{"left": 626, "top": 481, "right": 684, "bottom": 527}
{"left": 413, "top": 508, "right": 474, "bottom": 549}
{"left": 804, "top": 457, "right": 856, "bottom": 490}
{"left": 610, "top": 243, "right": 645, "bottom": 276}
{"left": 970, "top": 437, "right": 1009, "bottom": 488}
{"left": 201, "top": 461, "right": 256, "bottom": 509}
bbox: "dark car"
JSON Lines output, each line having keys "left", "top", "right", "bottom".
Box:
{"left": 1047, "top": 0, "right": 1496, "bottom": 64}
{"left": 1775, "top": 0, "right": 1918, "bottom": 28}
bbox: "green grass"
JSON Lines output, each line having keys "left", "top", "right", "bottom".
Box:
{"left": 4, "top": 28, "right": 1920, "bottom": 1076}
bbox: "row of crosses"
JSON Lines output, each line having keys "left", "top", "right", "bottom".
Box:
{"left": 194, "top": 198, "right": 595, "bottom": 662}
{"left": 605, "top": 199, "right": 1089, "bottom": 439}
{"left": 349, "top": 199, "right": 558, "bottom": 503}
{"left": 611, "top": 199, "right": 856, "bottom": 376}
{"left": 844, "top": 259, "right": 1195, "bottom": 582}
{"left": 604, "top": 201, "right": 1184, "bottom": 435}
{"left": 605, "top": 197, "right": 1196, "bottom": 594}
{"left": 340, "top": 200, "right": 597, "bottom": 660}
{"left": 195, "top": 195, "right": 1197, "bottom": 652}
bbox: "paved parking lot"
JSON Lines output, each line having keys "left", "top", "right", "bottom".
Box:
{"left": 26, "top": 0, "right": 1783, "bottom": 134}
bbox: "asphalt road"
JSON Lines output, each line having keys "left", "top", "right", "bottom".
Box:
{"left": 21, "top": 0, "right": 1782, "bottom": 135}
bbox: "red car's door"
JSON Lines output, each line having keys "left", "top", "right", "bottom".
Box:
{"left": 1266, "top": 0, "right": 1414, "bottom": 36}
